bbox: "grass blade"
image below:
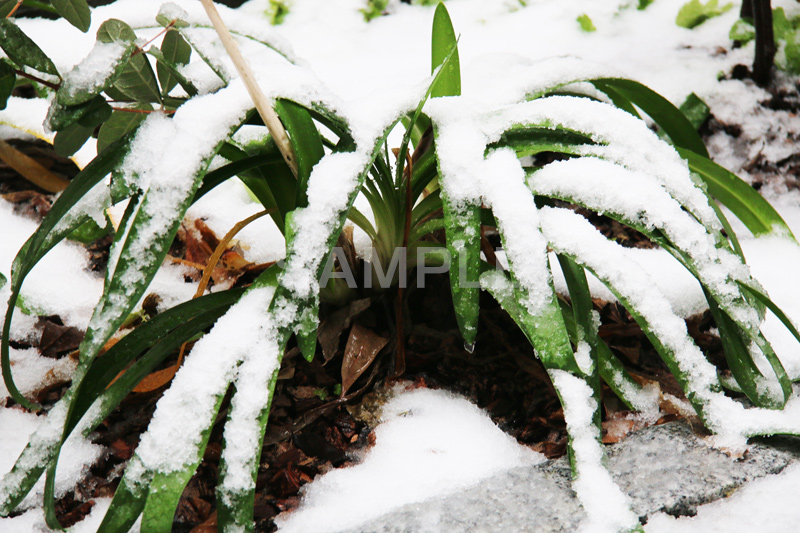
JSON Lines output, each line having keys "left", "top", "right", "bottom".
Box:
{"left": 431, "top": 3, "right": 460, "bottom": 98}
{"left": 591, "top": 78, "right": 709, "bottom": 157}
{"left": 678, "top": 147, "right": 796, "bottom": 240}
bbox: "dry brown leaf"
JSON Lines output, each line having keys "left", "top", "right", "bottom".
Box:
{"left": 602, "top": 417, "right": 636, "bottom": 444}
{"left": 341, "top": 323, "right": 388, "bottom": 396}
{"left": 132, "top": 364, "right": 182, "bottom": 393}
{"left": 318, "top": 298, "right": 371, "bottom": 362}
{"left": 190, "top": 511, "right": 217, "bottom": 533}
{"left": 0, "top": 139, "right": 70, "bottom": 193}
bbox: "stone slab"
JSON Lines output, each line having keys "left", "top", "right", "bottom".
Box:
{"left": 343, "top": 421, "right": 800, "bottom": 532}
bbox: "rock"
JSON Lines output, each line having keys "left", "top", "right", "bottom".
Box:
{"left": 342, "top": 421, "right": 800, "bottom": 532}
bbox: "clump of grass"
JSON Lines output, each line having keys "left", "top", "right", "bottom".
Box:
{"left": 1, "top": 2, "right": 800, "bottom": 531}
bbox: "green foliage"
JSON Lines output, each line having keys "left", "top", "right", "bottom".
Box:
{"left": 266, "top": 0, "right": 292, "bottom": 25}
{"left": 0, "top": 60, "right": 14, "bottom": 110}
{"left": 678, "top": 92, "right": 710, "bottom": 130}
{"left": 676, "top": 0, "right": 733, "bottom": 29}
{"left": 638, "top": 0, "right": 655, "bottom": 9}
{"left": 0, "top": 19, "right": 59, "bottom": 76}
{"left": 577, "top": 14, "right": 596, "bottom": 32}
{"left": 731, "top": 8, "right": 800, "bottom": 74}
{"left": 361, "top": 0, "right": 389, "bottom": 22}
{"left": 50, "top": 0, "right": 92, "bottom": 33}
{"left": 2, "top": 2, "right": 800, "bottom": 531}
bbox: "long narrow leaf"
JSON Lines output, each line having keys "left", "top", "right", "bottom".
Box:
{"left": 591, "top": 78, "right": 709, "bottom": 157}
{"left": 678, "top": 147, "right": 796, "bottom": 240}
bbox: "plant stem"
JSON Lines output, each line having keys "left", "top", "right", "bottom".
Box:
{"left": 110, "top": 106, "right": 175, "bottom": 114}
{"left": 751, "top": 0, "right": 774, "bottom": 87}
{"left": 6, "top": 0, "right": 23, "bottom": 18}
{"left": 18, "top": 0, "right": 57, "bottom": 15}
{"left": 198, "top": 0, "right": 298, "bottom": 178}
{"left": 392, "top": 154, "right": 414, "bottom": 378}
{"left": 13, "top": 69, "right": 60, "bottom": 90}
{"left": 740, "top": 0, "right": 753, "bottom": 18}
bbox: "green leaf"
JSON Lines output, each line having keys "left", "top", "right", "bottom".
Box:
{"left": 0, "top": 1, "right": 15, "bottom": 18}
{"left": 156, "top": 29, "right": 191, "bottom": 95}
{"left": 439, "top": 195, "right": 481, "bottom": 346}
{"left": 53, "top": 95, "right": 111, "bottom": 157}
{"left": 430, "top": 3, "right": 479, "bottom": 346}
{"left": 360, "top": 0, "right": 389, "bottom": 22}
{"left": 96, "top": 18, "right": 137, "bottom": 43}
{"left": 274, "top": 99, "right": 325, "bottom": 209}
{"left": 591, "top": 78, "right": 710, "bottom": 158}
{"left": 51, "top": 0, "right": 91, "bottom": 33}
{"left": 48, "top": 93, "right": 115, "bottom": 131}
{"left": 577, "top": 14, "right": 596, "bottom": 32}
{"left": 771, "top": 8, "right": 793, "bottom": 41}
{"left": 112, "top": 53, "right": 162, "bottom": 104}
{"left": 67, "top": 217, "right": 111, "bottom": 243}
{"left": 97, "top": 474, "right": 149, "bottom": 533}
{"left": 729, "top": 18, "right": 755, "bottom": 43}
{"left": 97, "top": 105, "right": 151, "bottom": 153}
{"left": 489, "top": 125, "right": 594, "bottom": 157}
{"left": 638, "top": 0, "right": 655, "bottom": 9}
{"left": 53, "top": 120, "right": 94, "bottom": 157}
{"left": 56, "top": 40, "right": 137, "bottom": 107}
{"left": 676, "top": 0, "right": 733, "bottom": 30}
{"left": 76, "top": 94, "right": 112, "bottom": 127}
{"left": 0, "top": 19, "right": 59, "bottom": 76}
{"left": 0, "top": 60, "right": 14, "bottom": 110}
{"left": 431, "top": 2, "right": 460, "bottom": 98}
{"left": 266, "top": 0, "right": 292, "bottom": 25}
{"left": 147, "top": 47, "right": 197, "bottom": 97}
{"left": 0, "top": 138, "right": 133, "bottom": 509}
{"left": 480, "top": 267, "right": 579, "bottom": 374}
{"left": 677, "top": 147, "right": 796, "bottom": 239}
{"left": 678, "top": 92, "right": 710, "bottom": 131}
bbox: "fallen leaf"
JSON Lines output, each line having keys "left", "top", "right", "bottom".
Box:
{"left": 317, "top": 298, "right": 371, "bottom": 363}
{"left": 39, "top": 319, "right": 83, "bottom": 358}
{"left": 190, "top": 511, "right": 217, "bottom": 533}
{"left": 602, "top": 417, "right": 636, "bottom": 443}
{"left": 341, "top": 323, "right": 388, "bottom": 396}
{"left": 0, "top": 139, "right": 70, "bottom": 192}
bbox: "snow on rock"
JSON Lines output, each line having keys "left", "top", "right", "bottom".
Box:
{"left": 645, "top": 463, "right": 800, "bottom": 533}
{"left": 549, "top": 370, "right": 638, "bottom": 533}
{"left": 275, "top": 386, "right": 543, "bottom": 533}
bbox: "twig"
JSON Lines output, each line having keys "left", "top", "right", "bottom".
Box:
{"left": 110, "top": 106, "right": 175, "bottom": 115}
{"left": 193, "top": 208, "right": 272, "bottom": 298}
{"left": 13, "top": 69, "right": 60, "bottom": 91}
{"left": 0, "top": 139, "right": 70, "bottom": 192}
{"left": 6, "top": 0, "right": 23, "bottom": 18}
{"left": 199, "top": 0, "right": 298, "bottom": 177}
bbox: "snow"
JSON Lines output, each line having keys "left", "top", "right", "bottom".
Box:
{"left": 0, "top": 406, "right": 103, "bottom": 512}
{"left": 2, "top": 0, "right": 800, "bottom": 530}
{"left": 133, "top": 285, "right": 277, "bottom": 477}
{"left": 645, "top": 462, "right": 800, "bottom": 533}
{"left": 549, "top": 369, "right": 638, "bottom": 533}
{"left": 0, "top": 198, "right": 102, "bottom": 331}
{"left": 275, "top": 386, "right": 543, "bottom": 533}
{"left": 59, "top": 41, "right": 130, "bottom": 105}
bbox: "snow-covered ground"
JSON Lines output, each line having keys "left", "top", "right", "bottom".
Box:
{"left": 2, "top": 0, "right": 800, "bottom": 531}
